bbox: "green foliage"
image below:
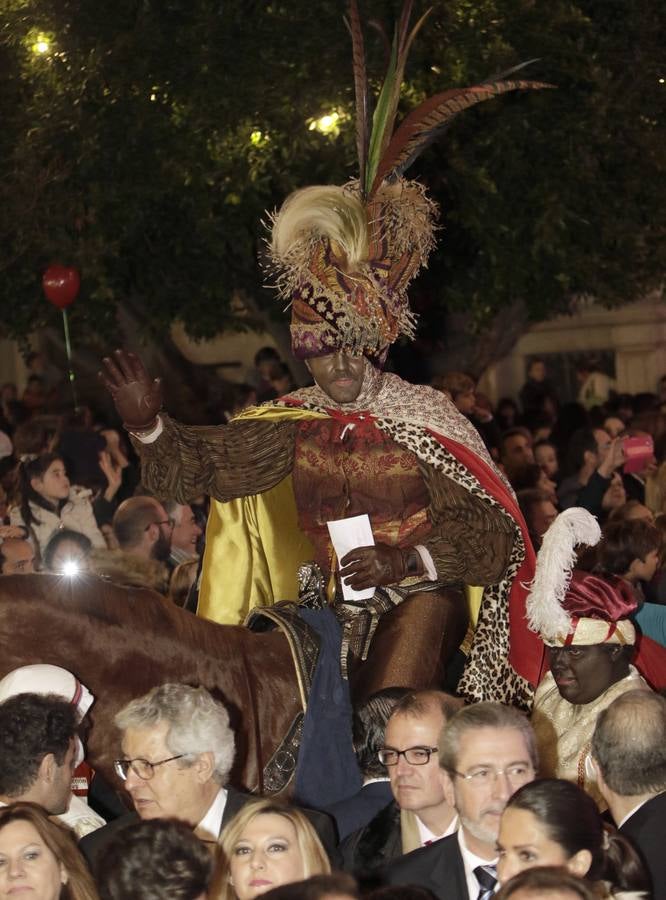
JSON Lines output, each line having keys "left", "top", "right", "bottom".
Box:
{"left": 0, "top": 0, "right": 663, "bottom": 351}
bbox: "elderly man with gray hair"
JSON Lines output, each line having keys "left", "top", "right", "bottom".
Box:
{"left": 80, "top": 682, "right": 338, "bottom": 868}
{"left": 80, "top": 683, "right": 243, "bottom": 865}
{"left": 591, "top": 689, "right": 666, "bottom": 897}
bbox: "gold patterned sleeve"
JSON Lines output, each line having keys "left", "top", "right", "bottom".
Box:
{"left": 129, "top": 415, "right": 296, "bottom": 504}
{"left": 418, "top": 462, "right": 515, "bottom": 585}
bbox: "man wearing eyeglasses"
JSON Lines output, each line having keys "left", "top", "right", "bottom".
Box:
{"left": 80, "top": 683, "right": 237, "bottom": 867}
{"left": 341, "top": 691, "right": 462, "bottom": 875}
{"left": 112, "top": 496, "right": 174, "bottom": 564}
{"left": 89, "top": 496, "right": 173, "bottom": 593}
{"left": 384, "top": 702, "right": 538, "bottom": 900}
{"left": 80, "top": 683, "right": 338, "bottom": 867}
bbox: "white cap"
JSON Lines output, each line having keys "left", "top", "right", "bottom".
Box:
{"left": 0, "top": 665, "right": 94, "bottom": 767}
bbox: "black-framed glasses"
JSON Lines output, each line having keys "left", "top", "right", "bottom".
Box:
{"left": 449, "top": 763, "right": 534, "bottom": 787}
{"left": 114, "top": 754, "right": 184, "bottom": 781}
{"left": 144, "top": 518, "right": 175, "bottom": 531}
{"left": 378, "top": 746, "right": 438, "bottom": 766}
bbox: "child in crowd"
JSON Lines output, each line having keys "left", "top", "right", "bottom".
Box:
{"left": 9, "top": 452, "right": 106, "bottom": 559}
{"left": 595, "top": 518, "right": 664, "bottom": 647}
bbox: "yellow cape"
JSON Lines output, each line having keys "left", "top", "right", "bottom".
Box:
{"left": 196, "top": 404, "right": 483, "bottom": 626}
{"left": 197, "top": 406, "right": 324, "bottom": 624}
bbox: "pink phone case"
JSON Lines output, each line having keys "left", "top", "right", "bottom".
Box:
{"left": 623, "top": 435, "right": 654, "bottom": 474}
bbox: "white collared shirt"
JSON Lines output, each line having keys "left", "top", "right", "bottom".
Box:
{"left": 457, "top": 827, "right": 497, "bottom": 900}
{"left": 0, "top": 795, "right": 105, "bottom": 839}
{"left": 195, "top": 788, "right": 228, "bottom": 842}
{"left": 415, "top": 812, "right": 459, "bottom": 846}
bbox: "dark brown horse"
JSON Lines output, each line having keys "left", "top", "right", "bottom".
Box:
{"left": 0, "top": 573, "right": 300, "bottom": 793}
{"left": 0, "top": 573, "right": 467, "bottom": 794}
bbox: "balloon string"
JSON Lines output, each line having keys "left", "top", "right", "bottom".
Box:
{"left": 61, "top": 309, "right": 79, "bottom": 411}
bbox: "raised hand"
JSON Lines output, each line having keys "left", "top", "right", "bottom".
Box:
{"left": 598, "top": 436, "right": 625, "bottom": 479}
{"left": 98, "top": 450, "right": 122, "bottom": 500}
{"left": 99, "top": 350, "right": 162, "bottom": 431}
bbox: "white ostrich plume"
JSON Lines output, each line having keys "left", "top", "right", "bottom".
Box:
{"left": 526, "top": 507, "right": 601, "bottom": 642}
{"left": 270, "top": 184, "right": 369, "bottom": 273}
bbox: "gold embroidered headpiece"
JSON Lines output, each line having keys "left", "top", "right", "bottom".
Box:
{"left": 267, "top": 1, "right": 552, "bottom": 361}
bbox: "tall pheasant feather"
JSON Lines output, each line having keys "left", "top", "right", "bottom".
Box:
{"left": 365, "top": 1, "right": 432, "bottom": 195}
{"left": 344, "top": 0, "right": 370, "bottom": 197}
{"left": 369, "top": 77, "right": 554, "bottom": 197}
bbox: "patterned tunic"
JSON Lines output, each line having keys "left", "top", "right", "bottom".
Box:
{"left": 133, "top": 365, "right": 540, "bottom": 705}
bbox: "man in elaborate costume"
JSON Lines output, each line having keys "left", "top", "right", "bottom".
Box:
{"left": 527, "top": 508, "right": 651, "bottom": 807}
{"left": 102, "top": 4, "right": 549, "bottom": 706}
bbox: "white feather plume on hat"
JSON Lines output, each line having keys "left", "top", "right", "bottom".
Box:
{"left": 526, "top": 507, "right": 601, "bottom": 643}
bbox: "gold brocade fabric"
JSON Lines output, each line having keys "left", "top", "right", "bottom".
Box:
{"left": 292, "top": 417, "right": 431, "bottom": 579}
{"left": 531, "top": 668, "right": 649, "bottom": 808}
{"left": 136, "top": 399, "right": 513, "bottom": 630}
{"left": 199, "top": 475, "right": 315, "bottom": 624}
{"left": 180, "top": 407, "right": 324, "bottom": 625}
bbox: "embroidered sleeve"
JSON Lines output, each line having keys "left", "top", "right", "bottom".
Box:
{"left": 130, "top": 415, "right": 296, "bottom": 503}
{"left": 419, "top": 463, "right": 515, "bottom": 585}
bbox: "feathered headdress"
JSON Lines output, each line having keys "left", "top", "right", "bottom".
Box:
{"left": 268, "top": 1, "right": 552, "bottom": 360}
{"left": 526, "top": 508, "right": 637, "bottom": 647}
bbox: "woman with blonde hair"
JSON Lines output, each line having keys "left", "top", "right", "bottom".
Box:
{"left": 211, "top": 799, "right": 330, "bottom": 900}
{"left": 0, "top": 802, "right": 100, "bottom": 900}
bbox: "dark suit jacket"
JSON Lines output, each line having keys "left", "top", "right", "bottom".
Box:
{"left": 619, "top": 791, "right": 666, "bottom": 898}
{"left": 80, "top": 786, "right": 339, "bottom": 870}
{"left": 383, "top": 832, "right": 468, "bottom": 900}
{"left": 340, "top": 800, "right": 402, "bottom": 875}
{"left": 324, "top": 781, "right": 393, "bottom": 842}
{"left": 79, "top": 785, "right": 249, "bottom": 869}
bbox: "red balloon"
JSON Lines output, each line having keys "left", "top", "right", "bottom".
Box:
{"left": 42, "top": 265, "right": 80, "bottom": 309}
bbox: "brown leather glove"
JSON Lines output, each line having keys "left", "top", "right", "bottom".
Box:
{"left": 339, "top": 542, "right": 424, "bottom": 590}
{"left": 99, "top": 350, "right": 163, "bottom": 431}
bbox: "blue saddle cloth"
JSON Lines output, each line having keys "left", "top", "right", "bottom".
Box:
{"left": 293, "top": 607, "right": 363, "bottom": 808}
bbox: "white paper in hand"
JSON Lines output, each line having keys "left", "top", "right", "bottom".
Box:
{"left": 327, "top": 513, "right": 376, "bottom": 602}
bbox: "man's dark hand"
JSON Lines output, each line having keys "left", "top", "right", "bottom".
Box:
{"left": 99, "top": 350, "right": 162, "bottom": 431}
{"left": 339, "top": 542, "right": 413, "bottom": 590}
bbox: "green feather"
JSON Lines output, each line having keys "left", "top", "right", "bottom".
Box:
{"left": 365, "top": 6, "right": 432, "bottom": 191}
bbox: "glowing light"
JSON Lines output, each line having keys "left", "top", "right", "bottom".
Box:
{"left": 150, "top": 93, "right": 157, "bottom": 101}
{"left": 62, "top": 560, "right": 80, "bottom": 577}
{"left": 659, "top": 77, "right": 665, "bottom": 84}
{"left": 308, "top": 111, "right": 343, "bottom": 135}
{"left": 250, "top": 130, "right": 263, "bottom": 145}
{"left": 32, "top": 34, "right": 50, "bottom": 55}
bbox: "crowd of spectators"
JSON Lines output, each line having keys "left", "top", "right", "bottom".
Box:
{"left": 0, "top": 350, "right": 665, "bottom": 899}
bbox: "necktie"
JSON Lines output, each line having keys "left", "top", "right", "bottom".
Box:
{"left": 474, "top": 864, "right": 497, "bottom": 900}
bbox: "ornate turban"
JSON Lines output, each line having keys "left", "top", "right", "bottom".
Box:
{"left": 266, "top": 2, "right": 551, "bottom": 362}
